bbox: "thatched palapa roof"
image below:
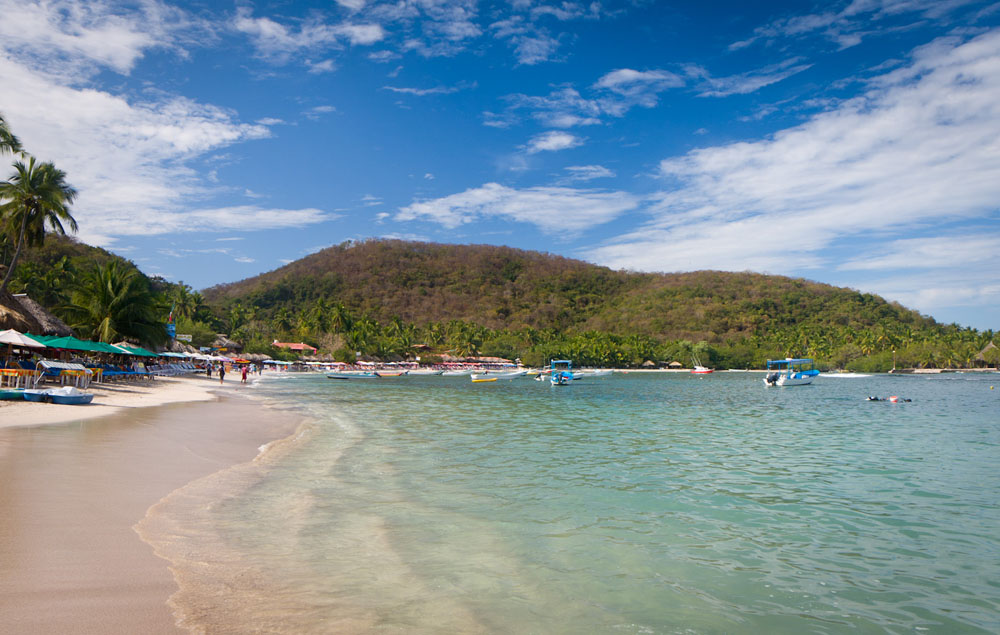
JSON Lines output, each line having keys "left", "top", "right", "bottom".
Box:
{"left": 0, "top": 289, "right": 42, "bottom": 333}
{"left": 0, "top": 293, "right": 73, "bottom": 336}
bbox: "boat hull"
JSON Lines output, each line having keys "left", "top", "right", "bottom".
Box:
{"left": 470, "top": 371, "right": 526, "bottom": 381}
{"left": 327, "top": 373, "right": 378, "bottom": 379}
{"left": 49, "top": 393, "right": 94, "bottom": 405}
{"left": 764, "top": 374, "right": 815, "bottom": 387}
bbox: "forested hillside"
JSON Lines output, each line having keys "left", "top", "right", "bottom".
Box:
{"left": 204, "top": 239, "right": 930, "bottom": 339}
{"left": 200, "top": 239, "right": 994, "bottom": 370}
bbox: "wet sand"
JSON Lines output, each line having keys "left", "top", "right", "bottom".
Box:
{"left": 0, "top": 382, "right": 303, "bottom": 634}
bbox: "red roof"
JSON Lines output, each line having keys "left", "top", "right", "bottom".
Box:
{"left": 272, "top": 341, "right": 317, "bottom": 352}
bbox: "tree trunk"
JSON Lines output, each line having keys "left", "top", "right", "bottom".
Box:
{"left": 0, "top": 210, "right": 29, "bottom": 294}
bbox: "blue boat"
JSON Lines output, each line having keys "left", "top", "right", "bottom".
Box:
{"left": 550, "top": 360, "right": 574, "bottom": 386}
{"left": 46, "top": 386, "right": 95, "bottom": 404}
{"left": 23, "top": 389, "right": 49, "bottom": 402}
{"left": 0, "top": 389, "right": 25, "bottom": 400}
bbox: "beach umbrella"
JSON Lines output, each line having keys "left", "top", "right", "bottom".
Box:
{"left": 0, "top": 329, "right": 46, "bottom": 348}
{"left": 1, "top": 328, "right": 46, "bottom": 366}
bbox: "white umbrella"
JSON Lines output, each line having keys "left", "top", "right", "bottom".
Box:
{"left": 1, "top": 329, "right": 46, "bottom": 369}
{"left": 0, "top": 329, "right": 46, "bottom": 348}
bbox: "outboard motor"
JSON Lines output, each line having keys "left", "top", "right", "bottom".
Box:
{"left": 765, "top": 372, "right": 779, "bottom": 386}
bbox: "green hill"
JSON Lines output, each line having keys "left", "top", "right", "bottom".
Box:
{"left": 202, "top": 239, "right": 933, "bottom": 341}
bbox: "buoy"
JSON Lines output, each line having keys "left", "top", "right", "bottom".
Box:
{"left": 889, "top": 395, "right": 899, "bottom": 403}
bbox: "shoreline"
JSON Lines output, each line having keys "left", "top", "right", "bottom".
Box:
{"left": 0, "top": 374, "right": 307, "bottom": 633}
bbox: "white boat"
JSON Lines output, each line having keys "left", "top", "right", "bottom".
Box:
{"left": 327, "top": 372, "right": 378, "bottom": 379}
{"left": 407, "top": 368, "right": 444, "bottom": 375}
{"left": 763, "top": 358, "right": 819, "bottom": 387}
{"left": 441, "top": 369, "right": 474, "bottom": 376}
{"left": 691, "top": 355, "right": 713, "bottom": 374}
{"left": 575, "top": 369, "right": 612, "bottom": 378}
{"left": 470, "top": 370, "right": 527, "bottom": 381}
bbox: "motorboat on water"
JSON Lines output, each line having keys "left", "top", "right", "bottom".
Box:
{"left": 574, "top": 369, "right": 612, "bottom": 378}
{"left": 691, "top": 355, "right": 713, "bottom": 374}
{"left": 406, "top": 368, "right": 444, "bottom": 375}
{"left": 550, "top": 360, "right": 574, "bottom": 385}
{"left": 470, "top": 370, "right": 527, "bottom": 381}
{"left": 763, "top": 358, "right": 819, "bottom": 386}
{"left": 441, "top": 369, "right": 474, "bottom": 376}
{"left": 327, "top": 372, "right": 379, "bottom": 379}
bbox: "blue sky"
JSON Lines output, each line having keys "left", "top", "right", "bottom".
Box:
{"left": 1, "top": 0, "right": 999, "bottom": 330}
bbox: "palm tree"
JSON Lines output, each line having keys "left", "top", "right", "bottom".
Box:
{"left": 0, "top": 113, "right": 22, "bottom": 156}
{"left": 62, "top": 260, "right": 167, "bottom": 345}
{"left": 0, "top": 157, "right": 77, "bottom": 293}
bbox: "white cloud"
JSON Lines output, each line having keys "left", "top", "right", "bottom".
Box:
{"left": 0, "top": 0, "right": 209, "bottom": 79}
{"left": 234, "top": 256, "right": 256, "bottom": 263}
{"left": 595, "top": 68, "right": 684, "bottom": 94}
{"left": 304, "top": 105, "right": 337, "bottom": 119}
{"left": 838, "top": 235, "right": 1000, "bottom": 271}
{"left": 337, "top": 23, "right": 386, "bottom": 46}
{"left": 0, "top": 32, "right": 331, "bottom": 245}
{"left": 233, "top": 8, "right": 383, "bottom": 65}
{"left": 685, "top": 59, "right": 813, "bottom": 97}
{"left": 563, "top": 165, "right": 616, "bottom": 181}
{"left": 396, "top": 182, "right": 639, "bottom": 233}
{"left": 731, "top": 0, "right": 984, "bottom": 51}
{"left": 524, "top": 130, "right": 583, "bottom": 153}
{"left": 308, "top": 59, "right": 337, "bottom": 74}
{"left": 590, "top": 30, "right": 1000, "bottom": 314}
{"left": 383, "top": 85, "right": 462, "bottom": 96}
{"left": 336, "top": 0, "right": 368, "bottom": 10}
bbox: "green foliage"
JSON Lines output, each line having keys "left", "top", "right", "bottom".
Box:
{"left": 0, "top": 157, "right": 78, "bottom": 293}
{"left": 194, "top": 240, "right": 993, "bottom": 367}
{"left": 174, "top": 316, "right": 216, "bottom": 348}
{"left": 61, "top": 260, "right": 168, "bottom": 346}
{"left": 6, "top": 237, "right": 994, "bottom": 367}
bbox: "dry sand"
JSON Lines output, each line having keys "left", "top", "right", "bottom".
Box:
{"left": 0, "top": 374, "right": 304, "bottom": 634}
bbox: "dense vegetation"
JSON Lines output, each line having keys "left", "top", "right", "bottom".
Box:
{"left": 201, "top": 239, "right": 997, "bottom": 371}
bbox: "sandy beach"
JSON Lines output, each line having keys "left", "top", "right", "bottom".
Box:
{"left": 0, "top": 374, "right": 304, "bottom": 634}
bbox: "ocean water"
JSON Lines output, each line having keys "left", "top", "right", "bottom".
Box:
{"left": 147, "top": 372, "right": 1000, "bottom": 634}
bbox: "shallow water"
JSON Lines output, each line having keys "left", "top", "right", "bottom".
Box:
{"left": 156, "top": 372, "right": 1000, "bottom": 633}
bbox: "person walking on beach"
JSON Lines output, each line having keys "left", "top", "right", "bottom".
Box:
{"left": 241, "top": 365, "right": 248, "bottom": 384}
{"left": 219, "top": 363, "right": 226, "bottom": 384}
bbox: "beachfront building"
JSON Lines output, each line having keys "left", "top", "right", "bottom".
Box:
{"left": 272, "top": 340, "right": 317, "bottom": 354}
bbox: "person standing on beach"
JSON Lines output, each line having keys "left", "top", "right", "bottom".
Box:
{"left": 241, "top": 365, "right": 248, "bottom": 384}
{"left": 219, "top": 363, "right": 226, "bottom": 384}
{"left": 206, "top": 364, "right": 212, "bottom": 378}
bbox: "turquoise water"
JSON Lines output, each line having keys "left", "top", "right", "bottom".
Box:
{"left": 169, "top": 372, "right": 1000, "bottom": 633}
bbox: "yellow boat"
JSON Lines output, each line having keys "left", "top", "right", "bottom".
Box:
{"left": 471, "top": 377, "right": 498, "bottom": 383}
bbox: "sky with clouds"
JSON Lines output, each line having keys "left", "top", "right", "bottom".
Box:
{"left": 1, "top": 0, "right": 998, "bottom": 330}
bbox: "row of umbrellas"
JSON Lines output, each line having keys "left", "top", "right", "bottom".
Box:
{"left": 0, "top": 329, "right": 159, "bottom": 357}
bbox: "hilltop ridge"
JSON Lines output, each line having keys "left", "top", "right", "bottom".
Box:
{"left": 202, "top": 239, "right": 933, "bottom": 342}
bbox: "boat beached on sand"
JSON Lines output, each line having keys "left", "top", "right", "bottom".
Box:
{"left": 763, "top": 358, "right": 819, "bottom": 387}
